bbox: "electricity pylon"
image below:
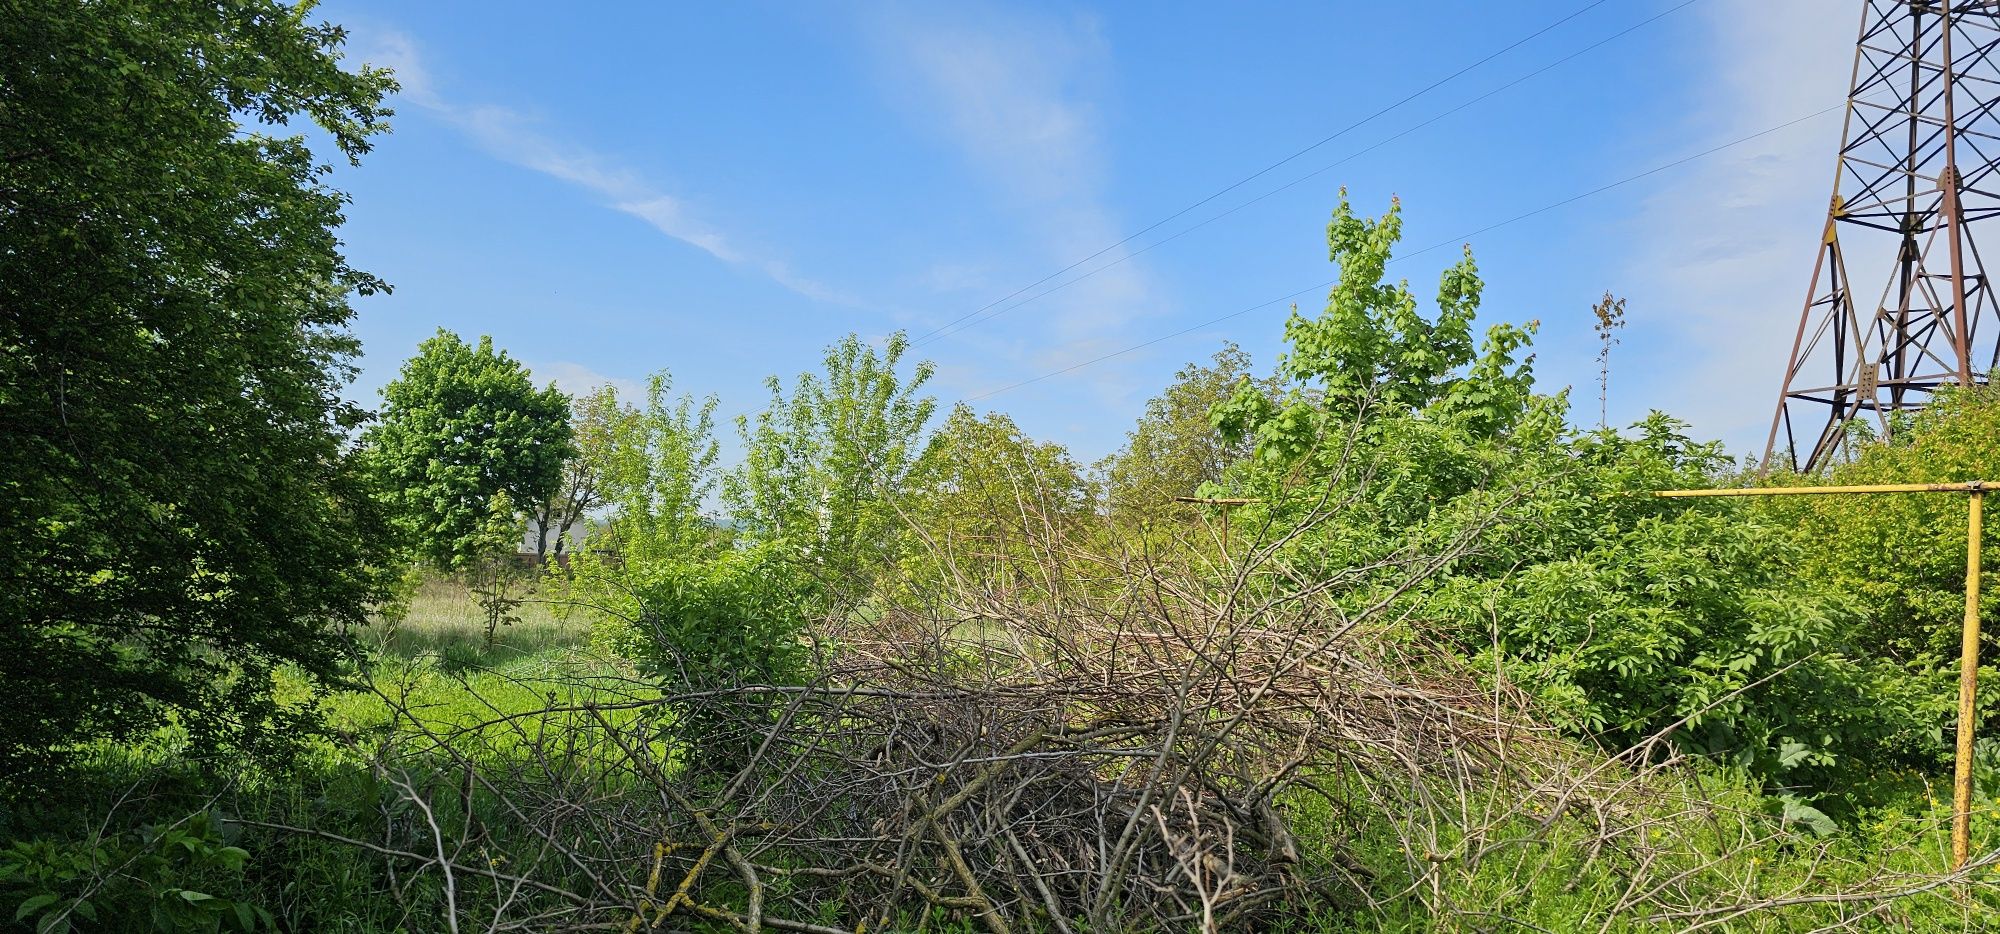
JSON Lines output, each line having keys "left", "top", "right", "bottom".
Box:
{"left": 1765, "top": 0, "right": 2000, "bottom": 472}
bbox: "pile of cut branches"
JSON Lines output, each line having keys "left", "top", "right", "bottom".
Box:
{"left": 323, "top": 518, "right": 1619, "bottom": 933}
{"left": 281, "top": 492, "right": 1998, "bottom": 931}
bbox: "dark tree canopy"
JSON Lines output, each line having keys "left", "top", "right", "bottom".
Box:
{"left": 365, "top": 330, "right": 574, "bottom": 569}
{"left": 0, "top": 0, "right": 396, "bottom": 781}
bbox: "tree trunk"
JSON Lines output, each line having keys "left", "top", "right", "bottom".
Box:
{"left": 533, "top": 510, "right": 552, "bottom": 565}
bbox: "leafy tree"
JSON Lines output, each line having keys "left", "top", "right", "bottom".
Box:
{"left": 564, "top": 371, "right": 749, "bottom": 693}
{"left": 726, "top": 332, "right": 936, "bottom": 603}
{"left": 901, "top": 404, "right": 1093, "bottom": 591}
{"left": 1098, "top": 343, "right": 1272, "bottom": 529}
{"left": 568, "top": 373, "right": 785, "bottom": 763}
{"left": 467, "top": 491, "right": 528, "bottom": 649}
{"left": 596, "top": 371, "right": 720, "bottom": 567}
{"left": 0, "top": 0, "right": 394, "bottom": 782}
{"left": 1214, "top": 194, "right": 1538, "bottom": 473}
{"left": 531, "top": 384, "right": 628, "bottom": 564}
{"left": 364, "top": 330, "right": 573, "bottom": 569}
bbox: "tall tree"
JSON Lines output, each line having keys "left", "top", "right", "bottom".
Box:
{"left": 1099, "top": 342, "right": 1271, "bottom": 528}
{"left": 365, "top": 330, "right": 573, "bottom": 569}
{"left": 902, "top": 404, "right": 1092, "bottom": 591}
{"left": 0, "top": 0, "right": 395, "bottom": 781}
{"left": 598, "top": 371, "right": 720, "bottom": 567}
{"left": 531, "top": 384, "right": 628, "bottom": 564}
{"left": 726, "top": 332, "right": 935, "bottom": 600}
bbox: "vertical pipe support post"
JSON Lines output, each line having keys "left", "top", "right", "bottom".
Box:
{"left": 1957, "top": 486, "right": 1986, "bottom": 871}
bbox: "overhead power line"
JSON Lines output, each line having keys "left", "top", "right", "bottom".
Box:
{"left": 918, "top": 0, "right": 1707, "bottom": 348}
{"left": 908, "top": 0, "right": 1619, "bottom": 348}
{"left": 960, "top": 104, "right": 1843, "bottom": 404}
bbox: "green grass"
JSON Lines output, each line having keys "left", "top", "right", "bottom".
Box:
{"left": 367, "top": 574, "right": 589, "bottom": 664}
{"left": 0, "top": 573, "right": 655, "bottom": 932}
{"left": 324, "top": 572, "right": 648, "bottom": 742}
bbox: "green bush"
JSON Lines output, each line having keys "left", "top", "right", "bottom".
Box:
{"left": 594, "top": 544, "right": 816, "bottom": 689}
{"left": 1, "top": 811, "right": 270, "bottom": 933}
{"left": 1438, "top": 421, "right": 1936, "bottom": 789}
{"left": 1764, "top": 384, "right": 2000, "bottom": 672}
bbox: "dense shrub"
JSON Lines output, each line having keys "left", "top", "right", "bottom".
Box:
{"left": 1763, "top": 385, "right": 2000, "bottom": 670}
{"left": 1209, "top": 196, "right": 1934, "bottom": 794}
{"left": 1437, "top": 421, "right": 1936, "bottom": 787}
{"left": 2, "top": 811, "right": 268, "bottom": 933}
{"left": 593, "top": 543, "right": 816, "bottom": 690}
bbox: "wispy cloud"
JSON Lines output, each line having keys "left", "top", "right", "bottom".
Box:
{"left": 862, "top": 4, "right": 1157, "bottom": 393}
{"left": 528, "top": 360, "right": 646, "bottom": 402}
{"left": 1619, "top": 0, "right": 1855, "bottom": 451}
{"left": 349, "top": 27, "right": 855, "bottom": 306}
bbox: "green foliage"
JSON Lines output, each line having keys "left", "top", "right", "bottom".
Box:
{"left": 0, "top": 0, "right": 395, "bottom": 784}
{"left": 2, "top": 812, "right": 270, "bottom": 933}
{"left": 530, "top": 384, "right": 627, "bottom": 563}
{"left": 364, "top": 330, "right": 574, "bottom": 570}
{"left": 727, "top": 332, "right": 936, "bottom": 602}
{"left": 1287, "top": 768, "right": 1998, "bottom": 932}
{"left": 900, "top": 404, "right": 1093, "bottom": 591}
{"left": 1447, "top": 420, "right": 1933, "bottom": 787}
{"left": 1764, "top": 385, "right": 2000, "bottom": 670}
{"left": 465, "top": 492, "right": 529, "bottom": 650}
{"left": 1099, "top": 342, "right": 1269, "bottom": 529}
{"left": 593, "top": 544, "right": 814, "bottom": 688}
{"left": 558, "top": 371, "right": 791, "bottom": 745}
{"left": 1214, "top": 194, "right": 1537, "bottom": 469}
{"left": 596, "top": 371, "right": 720, "bottom": 567}
{"left": 1210, "top": 194, "right": 1929, "bottom": 793}
{"left": 1743, "top": 386, "right": 2000, "bottom": 772}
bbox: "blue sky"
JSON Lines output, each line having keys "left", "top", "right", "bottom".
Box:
{"left": 319, "top": 0, "right": 1854, "bottom": 464}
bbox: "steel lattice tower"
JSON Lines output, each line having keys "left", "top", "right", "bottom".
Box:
{"left": 1765, "top": 1, "right": 2000, "bottom": 472}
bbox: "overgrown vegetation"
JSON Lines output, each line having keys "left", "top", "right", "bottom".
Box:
{"left": 11, "top": 2, "right": 2000, "bottom": 931}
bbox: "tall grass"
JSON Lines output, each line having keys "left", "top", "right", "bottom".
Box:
{"left": 367, "top": 575, "right": 588, "bottom": 665}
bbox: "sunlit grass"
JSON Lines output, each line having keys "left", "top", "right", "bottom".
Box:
{"left": 316, "top": 572, "right": 646, "bottom": 739}
{"left": 366, "top": 574, "right": 588, "bottom": 665}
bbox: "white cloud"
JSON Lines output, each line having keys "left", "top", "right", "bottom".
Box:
{"left": 529, "top": 360, "right": 645, "bottom": 403}
{"left": 612, "top": 195, "right": 742, "bottom": 263}
{"left": 1619, "top": 0, "right": 1855, "bottom": 452}
{"left": 864, "top": 4, "right": 1157, "bottom": 386}
{"left": 347, "top": 27, "right": 855, "bottom": 306}
{"left": 355, "top": 28, "right": 439, "bottom": 109}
